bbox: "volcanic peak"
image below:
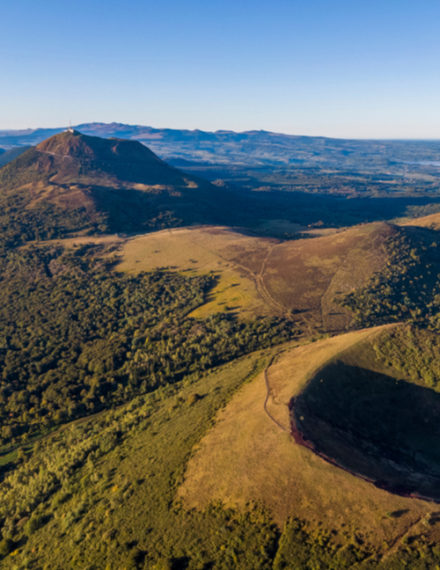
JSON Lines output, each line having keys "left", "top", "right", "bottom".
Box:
{"left": 0, "top": 129, "right": 201, "bottom": 190}
{"left": 36, "top": 130, "right": 165, "bottom": 167}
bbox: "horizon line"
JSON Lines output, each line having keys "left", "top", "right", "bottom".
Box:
{"left": 0, "top": 122, "right": 439, "bottom": 143}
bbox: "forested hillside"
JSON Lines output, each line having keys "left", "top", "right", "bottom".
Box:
{"left": 0, "top": 244, "right": 295, "bottom": 448}
{"left": 341, "top": 226, "right": 440, "bottom": 328}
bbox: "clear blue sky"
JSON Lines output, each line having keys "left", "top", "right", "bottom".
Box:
{"left": 1, "top": 0, "right": 439, "bottom": 138}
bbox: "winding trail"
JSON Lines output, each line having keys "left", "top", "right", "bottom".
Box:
{"left": 254, "top": 244, "right": 288, "bottom": 317}
{"left": 263, "top": 352, "right": 290, "bottom": 434}
{"left": 221, "top": 243, "right": 289, "bottom": 317}
{"left": 38, "top": 149, "right": 75, "bottom": 160}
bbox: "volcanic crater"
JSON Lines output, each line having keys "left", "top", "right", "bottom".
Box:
{"left": 292, "top": 360, "right": 440, "bottom": 501}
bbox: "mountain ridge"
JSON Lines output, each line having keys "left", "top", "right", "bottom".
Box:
{"left": 1, "top": 122, "right": 439, "bottom": 171}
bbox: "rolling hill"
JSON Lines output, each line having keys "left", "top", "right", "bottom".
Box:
{"left": 116, "top": 222, "right": 399, "bottom": 332}
{"left": 401, "top": 211, "right": 440, "bottom": 230}
{"left": 179, "top": 325, "right": 440, "bottom": 565}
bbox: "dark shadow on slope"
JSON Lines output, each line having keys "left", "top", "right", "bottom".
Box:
{"left": 291, "top": 362, "right": 440, "bottom": 501}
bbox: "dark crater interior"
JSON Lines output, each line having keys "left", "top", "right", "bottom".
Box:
{"left": 292, "top": 362, "right": 440, "bottom": 500}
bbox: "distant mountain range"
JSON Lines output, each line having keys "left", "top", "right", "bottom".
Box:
{"left": 1, "top": 122, "right": 440, "bottom": 174}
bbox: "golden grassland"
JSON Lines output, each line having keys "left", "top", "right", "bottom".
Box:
{"left": 399, "top": 211, "right": 440, "bottom": 230}
{"left": 116, "top": 226, "right": 275, "bottom": 319}
{"left": 115, "top": 222, "right": 393, "bottom": 328}
{"left": 178, "top": 325, "right": 440, "bottom": 556}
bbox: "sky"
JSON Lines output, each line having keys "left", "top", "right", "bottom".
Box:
{"left": 1, "top": 0, "right": 439, "bottom": 138}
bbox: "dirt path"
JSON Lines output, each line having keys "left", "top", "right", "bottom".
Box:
{"left": 255, "top": 244, "right": 288, "bottom": 317}
{"left": 379, "top": 516, "right": 424, "bottom": 562}
{"left": 38, "top": 149, "right": 75, "bottom": 160}
{"left": 263, "top": 352, "right": 290, "bottom": 434}
{"left": 198, "top": 239, "right": 288, "bottom": 317}
{"left": 219, "top": 241, "right": 289, "bottom": 317}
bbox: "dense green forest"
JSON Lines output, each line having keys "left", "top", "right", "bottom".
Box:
{"left": 372, "top": 325, "right": 440, "bottom": 390}
{"left": 0, "top": 244, "right": 296, "bottom": 447}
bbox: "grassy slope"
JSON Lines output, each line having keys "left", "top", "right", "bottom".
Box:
{"left": 178, "top": 326, "right": 440, "bottom": 563}
{"left": 399, "top": 212, "right": 440, "bottom": 230}
{"left": 22, "top": 221, "right": 398, "bottom": 329}
{"left": 116, "top": 227, "right": 277, "bottom": 319}
{"left": 333, "top": 325, "right": 440, "bottom": 391}
{"left": 262, "top": 222, "right": 395, "bottom": 331}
